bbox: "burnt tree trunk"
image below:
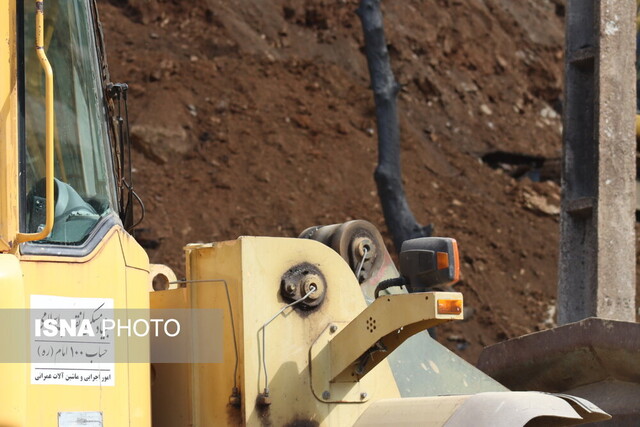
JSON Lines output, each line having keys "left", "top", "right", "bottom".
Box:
{"left": 357, "top": 0, "right": 431, "bottom": 253}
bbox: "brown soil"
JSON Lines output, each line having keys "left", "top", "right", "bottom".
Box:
{"left": 97, "top": 0, "right": 633, "bottom": 365}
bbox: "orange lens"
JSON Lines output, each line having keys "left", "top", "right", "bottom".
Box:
{"left": 452, "top": 240, "right": 460, "bottom": 282}
{"left": 437, "top": 299, "right": 462, "bottom": 315}
{"left": 437, "top": 252, "right": 449, "bottom": 270}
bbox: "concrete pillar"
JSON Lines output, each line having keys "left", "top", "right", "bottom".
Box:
{"left": 558, "top": 0, "right": 636, "bottom": 324}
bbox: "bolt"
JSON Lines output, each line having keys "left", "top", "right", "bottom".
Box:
{"left": 229, "top": 394, "right": 241, "bottom": 408}
{"left": 284, "top": 281, "right": 297, "bottom": 294}
{"left": 329, "top": 324, "right": 338, "bottom": 333}
{"left": 302, "top": 274, "right": 322, "bottom": 299}
{"left": 257, "top": 392, "right": 271, "bottom": 406}
{"left": 356, "top": 237, "right": 373, "bottom": 258}
{"left": 360, "top": 392, "right": 368, "bottom": 400}
{"left": 322, "top": 390, "right": 331, "bottom": 400}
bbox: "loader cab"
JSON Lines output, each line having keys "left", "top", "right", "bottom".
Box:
{"left": 18, "top": 0, "right": 121, "bottom": 252}
{"left": 0, "top": 2, "right": 150, "bottom": 425}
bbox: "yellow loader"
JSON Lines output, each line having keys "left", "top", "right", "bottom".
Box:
{"left": 0, "top": 1, "right": 612, "bottom": 425}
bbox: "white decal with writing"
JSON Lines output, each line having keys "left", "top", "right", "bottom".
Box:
{"left": 30, "top": 295, "right": 115, "bottom": 386}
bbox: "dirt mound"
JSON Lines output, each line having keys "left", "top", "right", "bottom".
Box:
{"left": 98, "top": 0, "right": 577, "bottom": 363}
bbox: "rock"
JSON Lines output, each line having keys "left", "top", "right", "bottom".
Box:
{"left": 128, "top": 0, "right": 160, "bottom": 24}
{"left": 479, "top": 104, "right": 493, "bottom": 115}
{"left": 335, "top": 122, "right": 348, "bottom": 135}
{"left": 292, "top": 115, "right": 311, "bottom": 129}
{"left": 522, "top": 188, "right": 560, "bottom": 215}
{"left": 540, "top": 105, "right": 558, "bottom": 119}
{"left": 130, "top": 124, "right": 189, "bottom": 165}
{"left": 149, "top": 70, "right": 162, "bottom": 81}
{"left": 159, "top": 59, "right": 176, "bottom": 71}
{"left": 460, "top": 81, "right": 478, "bottom": 93}
{"left": 214, "top": 99, "right": 229, "bottom": 114}
{"left": 496, "top": 55, "right": 508, "bottom": 69}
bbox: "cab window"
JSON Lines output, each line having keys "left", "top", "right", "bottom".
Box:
{"left": 20, "top": 1, "right": 117, "bottom": 245}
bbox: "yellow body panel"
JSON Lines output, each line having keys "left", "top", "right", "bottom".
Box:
{"left": 1, "top": 2, "right": 151, "bottom": 425}
{"left": 354, "top": 395, "right": 469, "bottom": 426}
{"left": 0, "top": 227, "right": 151, "bottom": 427}
{"left": 152, "top": 237, "right": 402, "bottom": 427}
{"left": 0, "top": 254, "right": 28, "bottom": 426}
{"left": 0, "top": 0, "right": 19, "bottom": 250}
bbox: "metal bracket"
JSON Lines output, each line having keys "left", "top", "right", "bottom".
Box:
{"left": 310, "top": 322, "right": 373, "bottom": 403}
{"left": 310, "top": 292, "right": 463, "bottom": 400}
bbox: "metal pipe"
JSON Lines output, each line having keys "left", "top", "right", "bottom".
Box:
{"left": 16, "top": 1, "right": 55, "bottom": 244}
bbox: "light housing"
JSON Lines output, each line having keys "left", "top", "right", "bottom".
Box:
{"left": 399, "top": 237, "right": 460, "bottom": 292}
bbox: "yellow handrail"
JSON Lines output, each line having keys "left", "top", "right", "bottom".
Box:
{"left": 16, "top": 0, "right": 54, "bottom": 244}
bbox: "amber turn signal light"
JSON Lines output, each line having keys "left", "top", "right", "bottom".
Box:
{"left": 437, "top": 299, "right": 462, "bottom": 315}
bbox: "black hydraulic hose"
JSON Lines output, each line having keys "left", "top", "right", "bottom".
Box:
{"left": 374, "top": 277, "right": 406, "bottom": 298}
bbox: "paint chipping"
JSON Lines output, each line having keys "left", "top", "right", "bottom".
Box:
{"left": 604, "top": 21, "right": 619, "bottom": 36}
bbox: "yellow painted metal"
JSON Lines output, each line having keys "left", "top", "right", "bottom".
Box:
{"left": 0, "top": 254, "right": 28, "bottom": 426}
{"left": 119, "top": 230, "right": 153, "bottom": 425}
{"left": 0, "top": 227, "right": 151, "bottom": 427}
{"left": 16, "top": 0, "right": 55, "bottom": 244}
{"left": 151, "top": 237, "right": 402, "bottom": 426}
{"left": 354, "top": 395, "right": 470, "bottom": 426}
{"left": 150, "top": 240, "right": 244, "bottom": 427}
{"left": 310, "top": 322, "right": 378, "bottom": 404}
{"left": 0, "top": 0, "right": 19, "bottom": 251}
{"left": 148, "top": 263, "right": 178, "bottom": 291}
{"left": 635, "top": 114, "right": 640, "bottom": 138}
{"left": 149, "top": 288, "right": 196, "bottom": 427}
{"left": 325, "top": 292, "right": 463, "bottom": 383}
